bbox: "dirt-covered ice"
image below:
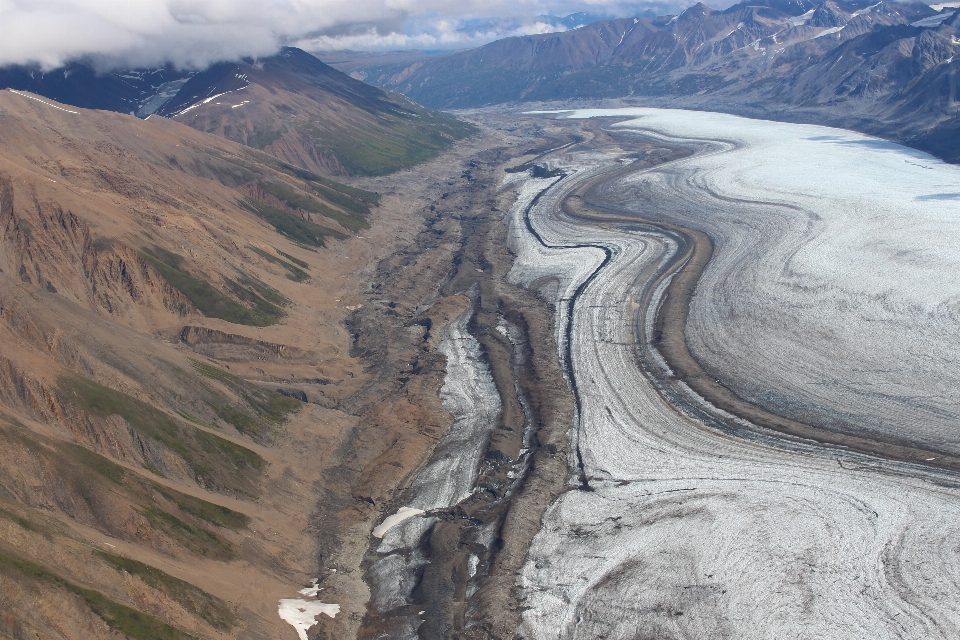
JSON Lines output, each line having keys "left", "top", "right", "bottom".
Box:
{"left": 507, "top": 111, "right": 960, "bottom": 639}
{"left": 571, "top": 107, "right": 960, "bottom": 453}
{"left": 367, "top": 305, "right": 501, "bottom": 621}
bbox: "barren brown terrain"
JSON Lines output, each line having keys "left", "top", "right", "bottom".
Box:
{"left": 0, "top": 89, "right": 580, "bottom": 640}
{"left": 0, "top": 89, "right": 514, "bottom": 639}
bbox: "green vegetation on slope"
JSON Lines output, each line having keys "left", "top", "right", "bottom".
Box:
{"left": 97, "top": 551, "right": 238, "bottom": 631}
{"left": 191, "top": 360, "right": 301, "bottom": 444}
{"left": 152, "top": 485, "right": 249, "bottom": 531}
{"left": 59, "top": 375, "right": 263, "bottom": 496}
{"left": 0, "top": 420, "right": 247, "bottom": 559}
{"left": 58, "top": 444, "right": 245, "bottom": 559}
{"left": 239, "top": 198, "right": 346, "bottom": 248}
{"left": 264, "top": 157, "right": 382, "bottom": 206}
{"left": 137, "top": 506, "right": 236, "bottom": 560}
{"left": 0, "top": 551, "right": 196, "bottom": 640}
{"left": 248, "top": 127, "right": 286, "bottom": 150}
{"left": 184, "top": 145, "right": 381, "bottom": 243}
{"left": 0, "top": 506, "right": 45, "bottom": 534}
{"left": 141, "top": 245, "right": 286, "bottom": 326}
{"left": 299, "top": 101, "right": 477, "bottom": 176}
{"left": 276, "top": 248, "right": 310, "bottom": 268}
{"left": 248, "top": 246, "right": 310, "bottom": 282}
{"left": 308, "top": 174, "right": 380, "bottom": 209}
{"left": 259, "top": 180, "right": 369, "bottom": 231}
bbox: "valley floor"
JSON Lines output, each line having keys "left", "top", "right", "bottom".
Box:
{"left": 346, "top": 108, "right": 960, "bottom": 638}
{"left": 4, "top": 96, "right": 960, "bottom": 640}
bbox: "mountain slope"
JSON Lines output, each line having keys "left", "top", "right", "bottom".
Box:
{"left": 0, "top": 48, "right": 478, "bottom": 177}
{"left": 0, "top": 88, "right": 387, "bottom": 638}
{"left": 340, "top": 0, "right": 960, "bottom": 160}
{"left": 158, "top": 47, "right": 477, "bottom": 176}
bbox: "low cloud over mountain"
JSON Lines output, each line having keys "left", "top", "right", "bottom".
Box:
{"left": 0, "top": 0, "right": 699, "bottom": 70}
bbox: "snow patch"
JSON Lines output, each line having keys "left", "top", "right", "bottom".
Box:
{"left": 814, "top": 25, "right": 845, "bottom": 38}
{"left": 912, "top": 10, "right": 956, "bottom": 26}
{"left": 372, "top": 507, "right": 425, "bottom": 538}
{"left": 278, "top": 599, "right": 339, "bottom": 640}
{"left": 298, "top": 579, "right": 322, "bottom": 597}
{"left": 201, "top": 92, "right": 227, "bottom": 104}
{"left": 791, "top": 8, "right": 816, "bottom": 24}
{"left": 852, "top": 2, "right": 883, "bottom": 16}
{"left": 7, "top": 90, "right": 79, "bottom": 114}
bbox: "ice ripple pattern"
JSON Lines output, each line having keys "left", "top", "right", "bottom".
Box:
{"left": 578, "top": 108, "right": 960, "bottom": 453}
{"left": 509, "top": 112, "right": 960, "bottom": 640}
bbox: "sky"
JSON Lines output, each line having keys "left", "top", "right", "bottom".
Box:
{"left": 0, "top": 0, "right": 706, "bottom": 70}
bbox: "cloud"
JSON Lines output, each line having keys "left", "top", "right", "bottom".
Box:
{"left": 0, "top": 0, "right": 710, "bottom": 70}
{"left": 295, "top": 17, "right": 579, "bottom": 53}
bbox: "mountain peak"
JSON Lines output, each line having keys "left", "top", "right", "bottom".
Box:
{"left": 809, "top": 1, "right": 851, "bottom": 27}
{"left": 675, "top": 2, "right": 717, "bottom": 22}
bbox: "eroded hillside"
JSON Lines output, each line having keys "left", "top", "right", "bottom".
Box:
{"left": 0, "top": 88, "right": 497, "bottom": 639}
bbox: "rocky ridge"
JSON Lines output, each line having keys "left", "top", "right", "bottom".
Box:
{"left": 338, "top": 0, "right": 960, "bottom": 161}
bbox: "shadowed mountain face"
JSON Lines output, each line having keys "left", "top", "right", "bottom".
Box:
{"left": 0, "top": 64, "right": 194, "bottom": 116}
{"left": 340, "top": 0, "right": 960, "bottom": 161}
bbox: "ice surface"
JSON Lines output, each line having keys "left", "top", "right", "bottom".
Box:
{"left": 504, "top": 112, "right": 960, "bottom": 638}
{"left": 369, "top": 306, "right": 500, "bottom": 615}
{"left": 135, "top": 77, "right": 192, "bottom": 117}
{"left": 565, "top": 107, "right": 960, "bottom": 454}
{"left": 912, "top": 10, "right": 957, "bottom": 26}
{"left": 814, "top": 25, "right": 844, "bottom": 37}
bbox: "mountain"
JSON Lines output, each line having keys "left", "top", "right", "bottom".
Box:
{"left": 0, "top": 88, "right": 386, "bottom": 637}
{"left": 157, "top": 47, "right": 476, "bottom": 176}
{"left": 0, "top": 64, "right": 193, "bottom": 116}
{"left": 337, "top": 0, "right": 960, "bottom": 161}
{"left": 0, "top": 48, "right": 477, "bottom": 177}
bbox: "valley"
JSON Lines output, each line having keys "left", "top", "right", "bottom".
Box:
{"left": 0, "top": 88, "right": 503, "bottom": 639}
{"left": 2, "top": 69, "right": 960, "bottom": 640}
{"left": 5, "top": 0, "right": 960, "bottom": 634}
{"left": 335, "top": 0, "right": 960, "bottom": 164}
{"left": 501, "top": 109, "right": 960, "bottom": 639}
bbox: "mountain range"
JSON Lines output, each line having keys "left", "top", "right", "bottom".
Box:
{"left": 2, "top": 2, "right": 960, "bottom": 636}
{"left": 0, "top": 48, "right": 475, "bottom": 177}
{"left": 336, "top": 0, "right": 960, "bottom": 161}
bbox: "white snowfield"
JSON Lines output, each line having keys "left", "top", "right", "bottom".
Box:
{"left": 371, "top": 506, "right": 425, "bottom": 538}
{"left": 509, "top": 109, "right": 960, "bottom": 639}
{"left": 277, "top": 598, "right": 339, "bottom": 640}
